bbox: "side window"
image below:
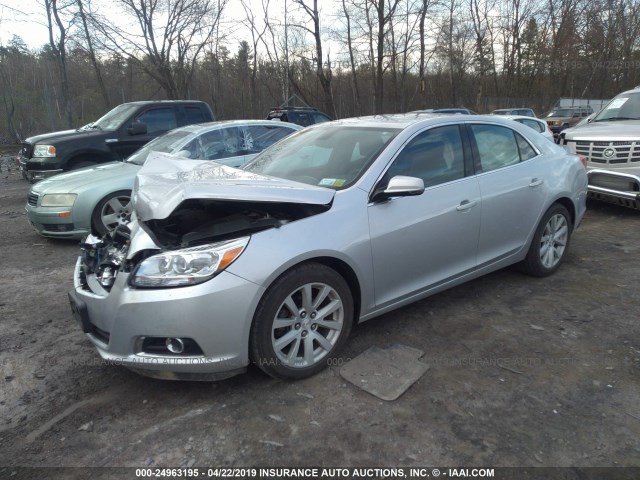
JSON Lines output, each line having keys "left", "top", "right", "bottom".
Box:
{"left": 292, "top": 112, "right": 312, "bottom": 126}
{"left": 242, "top": 125, "right": 294, "bottom": 154}
{"left": 136, "top": 108, "right": 177, "bottom": 134}
{"left": 185, "top": 106, "right": 207, "bottom": 124}
{"left": 184, "top": 127, "right": 240, "bottom": 161}
{"left": 386, "top": 125, "right": 465, "bottom": 188}
{"left": 312, "top": 112, "right": 331, "bottom": 124}
{"left": 471, "top": 124, "right": 538, "bottom": 172}
{"left": 515, "top": 132, "right": 538, "bottom": 160}
{"left": 520, "top": 118, "right": 543, "bottom": 133}
{"left": 471, "top": 124, "right": 521, "bottom": 172}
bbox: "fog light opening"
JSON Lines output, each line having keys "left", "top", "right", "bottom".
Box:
{"left": 166, "top": 337, "right": 185, "bottom": 354}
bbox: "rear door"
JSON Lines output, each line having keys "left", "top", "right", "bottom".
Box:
{"left": 368, "top": 124, "right": 482, "bottom": 307}
{"left": 467, "top": 123, "right": 548, "bottom": 266}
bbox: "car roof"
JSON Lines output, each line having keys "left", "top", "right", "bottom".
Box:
{"left": 176, "top": 119, "right": 304, "bottom": 134}
{"left": 502, "top": 115, "right": 543, "bottom": 121}
{"left": 316, "top": 112, "right": 522, "bottom": 130}
{"left": 122, "top": 100, "right": 209, "bottom": 106}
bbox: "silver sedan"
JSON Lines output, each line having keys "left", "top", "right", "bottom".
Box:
{"left": 69, "top": 114, "right": 588, "bottom": 381}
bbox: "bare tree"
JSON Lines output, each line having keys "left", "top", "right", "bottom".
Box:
{"left": 240, "top": 0, "right": 269, "bottom": 115}
{"left": 75, "top": 0, "right": 109, "bottom": 108}
{"left": 341, "top": 0, "right": 362, "bottom": 114}
{"left": 45, "top": 0, "right": 74, "bottom": 127}
{"left": 292, "top": 0, "right": 336, "bottom": 117}
{"left": 94, "top": 0, "right": 227, "bottom": 99}
{"left": 469, "top": 0, "right": 496, "bottom": 110}
{"left": 371, "top": 0, "right": 401, "bottom": 113}
{"left": 417, "top": 0, "right": 434, "bottom": 108}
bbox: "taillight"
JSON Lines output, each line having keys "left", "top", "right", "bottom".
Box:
{"left": 578, "top": 154, "right": 588, "bottom": 168}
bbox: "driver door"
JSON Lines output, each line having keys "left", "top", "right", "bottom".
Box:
{"left": 367, "top": 125, "right": 481, "bottom": 308}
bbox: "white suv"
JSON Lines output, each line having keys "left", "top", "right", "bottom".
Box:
{"left": 562, "top": 88, "right": 640, "bottom": 209}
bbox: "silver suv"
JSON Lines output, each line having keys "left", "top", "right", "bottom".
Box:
{"left": 562, "top": 88, "right": 640, "bottom": 209}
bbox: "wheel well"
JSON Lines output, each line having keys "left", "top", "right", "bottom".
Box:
{"left": 297, "top": 257, "right": 362, "bottom": 324}
{"left": 553, "top": 197, "right": 576, "bottom": 227}
{"left": 67, "top": 154, "right": 110, "bottom": 170}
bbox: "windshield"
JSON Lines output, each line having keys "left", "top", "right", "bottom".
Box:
{"left": 126, "top": 129, "right": 193, "bottom": 165}
{"left": 244, "top": 125, "right": 399, "bottom": 189}
{"left": 594, "top": 92, "right": 640, "bottom": 121}
{"left": 92, "top": 104, "right": 139, "bottom": 130}
{"left": 546, "top": 109, "right": 573, "bottom": 117}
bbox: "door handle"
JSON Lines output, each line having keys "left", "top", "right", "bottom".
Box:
{"left": 456, "top": 200, "right": 478, "bottom": 212}
{"left": 529, "top": 178, "right": 544, "bottom": 188}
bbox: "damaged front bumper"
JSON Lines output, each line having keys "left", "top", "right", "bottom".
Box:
{"left": 69, "top": 230, "right": 265, "bottom": 380}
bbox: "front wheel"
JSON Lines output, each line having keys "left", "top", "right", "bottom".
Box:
{"left": 91, "top": 190, "right": 133, "bottom": 236}
{"left": 250, "top": 263, "right": 354, "bottom": 380}
{"left": 520, "top": 204, "right": 572, "bottom": 277}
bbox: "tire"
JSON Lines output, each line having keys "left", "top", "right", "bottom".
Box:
{"left": 91, "top": 190, "right": 133, "bottom": 236}
{"left": 250, "top": 263, "right": 354, "bottom": 380}
{"left": 520, "top": 204, "right": 572, "bottom": 277}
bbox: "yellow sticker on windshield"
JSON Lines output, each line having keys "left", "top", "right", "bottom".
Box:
{"left": 319, "top": 178, "right": 346, "bottom": 187}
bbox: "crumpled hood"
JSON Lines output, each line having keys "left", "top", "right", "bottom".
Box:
{"left": 133, "top": 152, "right": 335, "bottom": 221}
{"left": 564, "top": 121, "right": 640, "bottom": 141}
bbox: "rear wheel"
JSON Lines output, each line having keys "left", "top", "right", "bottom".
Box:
{"left": 520, "top": 204, "right": 572, "bottom": 277}
{"left": 91, "top": 190, "right": 132, "bottom": 236}
{"left": 250, "top": 263, "right": 354, "bottom": 380}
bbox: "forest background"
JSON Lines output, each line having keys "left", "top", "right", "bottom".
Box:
{"left": 1, "top": 0, "right": 639, "bottom": 142}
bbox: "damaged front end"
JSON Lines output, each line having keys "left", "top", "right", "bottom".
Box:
{"left": 78, "top": 153, "right": 336, "bottom": 293}
{"left": 79, "top": 224, "right": 133, "bottom": 293}
{"left": 141, "top": 198, "right": 331, "bottom": 250}
{"left": 79, "top": 199, "right": 331, "bottom": 294}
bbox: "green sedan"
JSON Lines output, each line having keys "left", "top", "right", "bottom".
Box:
{"left": 25, "top": 120, "right": 302, "bottom": 238}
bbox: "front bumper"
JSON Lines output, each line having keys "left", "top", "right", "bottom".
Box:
{"left": 25, "top": 204, "right": 89, "bottom": 238}
{"left": 587, "top": 169, "right": 640, "bottom": 209}
{"left": 70, "top": 257, "right": 265, "bottom": 380}
{"left": 18, "top": 155, "right": 64, "bottom": 183}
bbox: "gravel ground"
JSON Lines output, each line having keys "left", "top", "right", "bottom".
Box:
{"left": 0, "top": 159, "right": 639, "bottom": 479}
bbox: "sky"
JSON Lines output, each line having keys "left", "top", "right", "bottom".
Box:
{"left": 0, "top": 0, "right": 284, "bottom": 51}
{"left": 0, "top": 1, "right": 50, "bottom": 48}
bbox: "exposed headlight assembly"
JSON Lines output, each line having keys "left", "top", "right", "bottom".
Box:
{"left": 131, "top": 237, "right": 249, "bottom": 288}
{"left": 33, "top": 144, "right": 56, "bottom": 157}
{"left": 41, "top": 193, "right": 77, "bottom": 207}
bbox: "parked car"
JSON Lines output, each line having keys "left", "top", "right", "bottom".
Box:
{"left": 69, "top": 114, "right": 587, "bottom": 381}
{"left": 543, "top": 106, "right": 593, "bottom": 139}
{"left": 491, "top": 108, "right": 536, "bottom": 117}
{"left": 411, "top": 108, "right": 477, "bottom": 115}
{"left": 562, "top": 87, "right": 640, "bottom": 209}
{"left": 26, "top": 120, "right": 302, "bottom": 238}
{"left": 503, "top": 115, "right": 555, "bottom": 142}
{"left": 267, "top": 106, "right": 332, "bottom": 126}
{"left": 557, "top": 114, "right": 593, "bottom": 143}
{"left": 18, "top": 100, "right": 215, "bottom": 183}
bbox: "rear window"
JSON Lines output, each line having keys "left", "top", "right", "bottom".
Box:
{"left": 185, "top": 106, "right": 208, "bottom": 124}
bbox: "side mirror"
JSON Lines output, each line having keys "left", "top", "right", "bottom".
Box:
{"left": 128, "top": 122, "right": 147, "bottom": 135}
{"left": 372, "top": 175, "right": 425, "bottom": 202}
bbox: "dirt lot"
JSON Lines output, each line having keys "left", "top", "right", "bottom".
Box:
{"left": 0, "top": 156, "right": 639, "bottom": 477}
